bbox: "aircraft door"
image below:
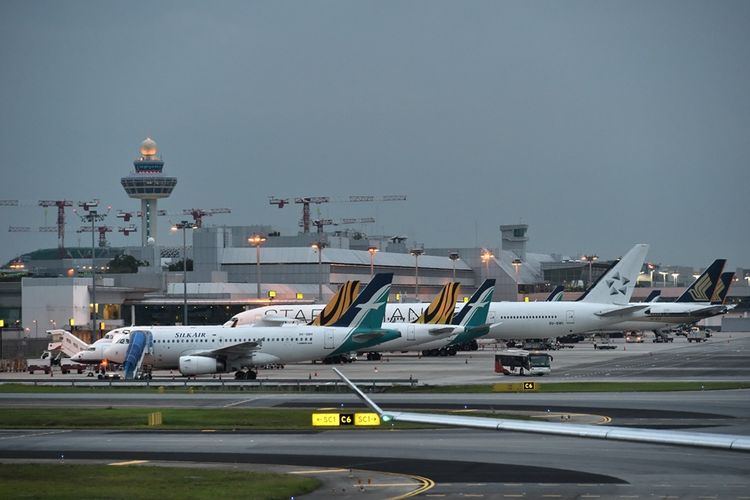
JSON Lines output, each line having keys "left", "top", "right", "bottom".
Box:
{"left": 566, "top": 310, "right": 575, "bottom": 324}
{"left": 324, "top": 329, "right": 335, "bottom": 349}
{"left": 407, "top": 325, "right": 416, "bottom": 341}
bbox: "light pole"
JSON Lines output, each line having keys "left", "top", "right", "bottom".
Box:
{"left": 33, "top": 319, "right": 37, "bottom": 337}
{"left": 671, "top": 272, "right": 679, "bottom": 287}
{"left": 480, "top": 249, "right": 494, "bottom": 280}
{"left": 581, "top": 254, "right": 598, "bottom": 287}
{"left": 248, "top": 234, "right": 267, "bottom": 299}
{"left": 312, "top": 241, "right": 327, "bottom": 301}
{"left": 511, "top": 258, "right": 522, "bottom": 297}
{"left": 367, "top": 246, "right": 379, "bottom": 277}
{"left": 410, "top": 247, "right": 424, "bottom": 299}
{"left": 172, "top": 220, "right": 197, "bottom": 325}
{"left": 448, "top": 252, "right": 460, "bottom": 281}
{"left": 658, "top": 271, "right": 668, "bottom": 287}
{"left": 77, "top": 200, "right": 107, "bottom": 340}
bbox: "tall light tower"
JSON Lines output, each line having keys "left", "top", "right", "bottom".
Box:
{"left": 172, "top": 221, "right": 197, "bottom": 325}
{"left": 410, "top": 247, "right": 424, "bottom": 299}
{"left": 312, "top": 242, "right": 327, "bottom": 301}
{"left": 121, "top": 138, "right": 177, "bottom": 246}
{"left": 367, "top": 246, "right": 379, "bottom": 277}
{"left": 581, "top": 254, "right": 598, "bottom": 287}
{"left": 77, "top": 200, "right": 107, "bottom": 340}
{"left": 481, "top": 249, "right": 494, "bottom": 281}
{"left": 449, "top": 252, "right": 460, "bottom": 281}
{"left": 248, "top": 234, "right": 267, "bottom": 299}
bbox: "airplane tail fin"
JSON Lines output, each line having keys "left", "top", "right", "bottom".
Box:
{"left": 711, "top": 272, "right": 734, "bottom": 305}
{"left": 309, "top": 280, "right": 361, "bottom": 326}
{"left": 331, "top": 273, "right": 393, "bottom": 330}
{"left": 452, "top": 279, "right": 495, "bottom": 327}
{"left": 676, "top": 259, "right": 726, "bottom": 303}
{"left": 414, "top": 282, "right": 461, "bottom": 324}
{"left": 643, "top": 290, "right": 662, "bottom": 302}
{"left": 579, "top": 244, "right": 649, "bottom": 305}
{"left": 546, "top": 285, "right": 565, "bottom": 302}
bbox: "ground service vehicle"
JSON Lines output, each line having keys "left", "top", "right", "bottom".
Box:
{"left": 494, "top": 349, "right": 553, "bottom": 376}
{"left": 625, "top": 333, "right": 644, "bottom": 343}
{"left": 687, "top": 328, "right": 708, "bottom": 342}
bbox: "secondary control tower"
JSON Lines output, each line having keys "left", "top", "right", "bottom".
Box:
{"left": 121, "top": 137, "right": 177, "bottom": 246}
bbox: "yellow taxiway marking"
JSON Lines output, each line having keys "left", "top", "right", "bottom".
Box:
{"left": 223, "top": 399, "right": 255, "bottom": 408}
{"left": 108, "top": 460, "right": 149, "bottom": 466}
{"left": 391, "top": 473, "right": 435, "bottom": 499}
{"left": 200, "top": 429, "right": 217, "bottom": 432}
{"left": 288, "top": 468, "right": 350, "bottom": 474}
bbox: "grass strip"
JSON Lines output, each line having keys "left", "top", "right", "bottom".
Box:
{"left": 0, "top": 463, "right": 319, "bottom": 499}
{"left": 1, "top": 381, "right": 748, "bottom": 395}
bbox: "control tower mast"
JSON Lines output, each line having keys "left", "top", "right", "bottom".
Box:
{"left": 121, "top": 138, "right": 177, "bottom": 246}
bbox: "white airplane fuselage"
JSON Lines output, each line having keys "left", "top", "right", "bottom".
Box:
{"left": 103, "top": 323, "right": 400, "bottom": 375}
{"left": 228, "top": 301, "right": 637, "bottom": 341}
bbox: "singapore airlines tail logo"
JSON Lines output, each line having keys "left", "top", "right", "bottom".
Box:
{"left": 710, "top": 278, "right": 724, "bottom": 303}
{"left": 689, "top": 274, "right": 712, "bottom": 302}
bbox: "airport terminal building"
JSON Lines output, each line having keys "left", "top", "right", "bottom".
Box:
{"left": 3, "top": 222, "right": 749, "bottom": 344}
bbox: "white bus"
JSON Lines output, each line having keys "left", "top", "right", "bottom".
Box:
{"left": 494, "top": 349, "right": 553, "bottom": 376}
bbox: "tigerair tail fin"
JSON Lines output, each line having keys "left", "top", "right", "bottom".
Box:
{"left": 546, "top": 285, "right": 565, "bottom": 302}
{"left": 643, "top": 290, "right": 662, "bottom": 303}
{"left": 331, "top": 273, "right": 393, "bottom": 331}
{"left": 414, "top": 282, "right": 461, "bottom": 324}
{"left": 676, "top": 259, "right": 726, "bottom": 303}
{"left": 711, "top": 272, "right": 734, "bottom": 305}
{"left": 579, "top": 244, "right": 649, "bottom": 305}
{"left": 309, "top": 280, "right": 361, "bottom": 326}
{"left": 452, "top": 279, "right": 495, "bottom": 328}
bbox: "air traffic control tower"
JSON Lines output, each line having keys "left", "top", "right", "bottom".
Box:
{"left": 121, "top": 138, "right": 177, "bottom": 246}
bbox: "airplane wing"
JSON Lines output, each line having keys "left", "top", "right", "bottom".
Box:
{"left": 350, "top": 329, "right": 400, "bottom": 343}
{"left": 646, "top": 305, "right": 730, "bottom": 318}
{"left": 253, "top": 316, "right": 304, "bottom": 327}
{"left": 428, "top": 326, "right": 456, "bottom": 335}
{"left": 595, "top": 305, "right": 649, "bottom": 317}
{"left": 192, "top": 340, "right": 261, "bottom": 358}
{"left": 332, "top": 368, "right": 750, "bottom": 452}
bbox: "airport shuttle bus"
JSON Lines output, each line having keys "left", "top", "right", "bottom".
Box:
{"left": 494, "top": 349, "right": 553, "bottom": 376}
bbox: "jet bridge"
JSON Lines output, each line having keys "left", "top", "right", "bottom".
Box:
{"left": 122, "top": 330, "right": 153, "bottom": 380}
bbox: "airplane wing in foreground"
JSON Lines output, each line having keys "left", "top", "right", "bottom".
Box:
{"left": 332, "top": 368, "right": 750, "bottom": 452}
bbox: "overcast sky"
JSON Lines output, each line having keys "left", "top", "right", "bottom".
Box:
{"left": 1, "top": 1, "right": 748, "bottom": 271}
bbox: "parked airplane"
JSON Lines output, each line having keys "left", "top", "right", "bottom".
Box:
{"left": 643, "top": 290, "right": 662, "bottom": 302}
{"left": 104, "top": 274, "right": 400, "bottom": 379}
{"left": 711, "top": 272, "right": 734, "bottom": 305}
{"left": 545, "top": 285, "right": 565, "bottom": 302}
{"left": 603, "top": 259, "right": 733, "bottom": 333}
{"left": 410, "top": 279, "right": 497, "bottom": 355}
{"left": 333, "top": 368, "right": 750, "bottom": 452}
{"left": 228, "top": 244, "right": 650, "bottom": 341}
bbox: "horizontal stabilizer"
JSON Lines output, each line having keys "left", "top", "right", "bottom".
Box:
{"left": 428, "top": 326, "right": 456, "bottom": 335}
{"left": 350, "top": 329, "right": 400, "bottom": 343}
{"left": 595, "top": 305, "right": 649, "bottom": 317}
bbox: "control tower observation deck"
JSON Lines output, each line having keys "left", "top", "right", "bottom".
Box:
{"left": 121, "top": 137, "right": 177, "bottom": 246}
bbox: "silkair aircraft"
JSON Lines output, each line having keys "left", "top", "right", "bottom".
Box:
{"left": 333, "top": 368, "right": 750, "bottom": 452}
{"left": 226, "top": 244, "right": 651, "bottom": 342}
{"left": 409, "top": 279, "right": 497, "bottom": 355}
{"left": 104, "top": 273, "right": 399, "bottom": 379}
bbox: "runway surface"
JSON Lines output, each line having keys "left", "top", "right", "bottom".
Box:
{"left": 1, "top": 331, "right": 749, "bottom": 498}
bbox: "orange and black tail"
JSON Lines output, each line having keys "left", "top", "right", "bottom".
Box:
{"left": 414, "top": 282, "right": 461, "bottom": 324}
{"left": 309, "top": 280, "right": 361, "bottom": 326}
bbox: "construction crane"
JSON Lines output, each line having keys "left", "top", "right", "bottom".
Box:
{"left": 118, "top": 224, "right": 138, "bottom": 236}
{"left": 182, "top": 208, "right": 231, "bottom": 228}
{"left": 38, "top": 200, "right": 74, "bottom": 258}
{"left": 77, "top": 225, "right": 113, "bottom": 248}
{"left": 270, "top": 195, "right": 406, "bottom": 234}
{"left": 310, "top": 217, "right": 376, "bottom": 234}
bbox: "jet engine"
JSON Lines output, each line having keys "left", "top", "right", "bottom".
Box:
{"left": 179, "top": 355, "right": 225, "bottom": 376}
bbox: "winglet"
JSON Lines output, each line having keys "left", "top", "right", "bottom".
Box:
{"left": 332, "top": 367, "right": 385, "bottom": 416}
